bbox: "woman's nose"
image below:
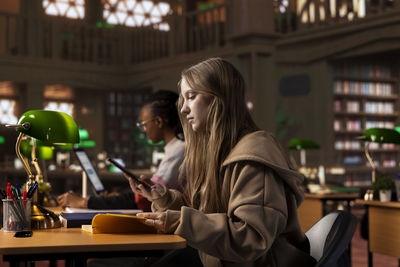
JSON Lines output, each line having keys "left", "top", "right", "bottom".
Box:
{"left": 180, "top": 102, "right": 189, "bottom": 114}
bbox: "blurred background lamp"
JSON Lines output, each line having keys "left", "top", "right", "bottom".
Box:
{"left": 288, "top": 138, "right": 320, "bottom": 166}
{"left": 358, "top": 128, "right": 400, "bottom": 183}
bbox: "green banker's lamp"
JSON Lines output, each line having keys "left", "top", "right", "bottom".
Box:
{"left": 20, "top": 138, "right": 53, "bottom": 195}
{"left": 358, "top": 128, "right": 400, "bottom": 183}
{"left": 288, "top": 138, "right": 320, "bottom": 166}
{"left": 6, "top": 110, "right": 80, "bottom": 229}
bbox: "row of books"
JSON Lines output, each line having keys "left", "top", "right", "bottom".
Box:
{"left": 335, "top": 64, "right": 392, "bottom": 78}
{"left": 344, "top": 179, "right": 371, "bottom": 187}
{"left": 365, "top": 102, "right": 394, "bottom": 114}
{"left": 333, "top": 100, "right": 394, "bottom": 113}
{"left": 334, "top": 119, "right": 362, "bottom": 131}
{"left": 365, "top": 121, "right": 395, "bottom": 129}
{"left": 334, "top": 140, "right": 361, "bottom": 150}
{"left": 334, "top": 120, "right": 395, "bottom": 132}
{"left": 333, "top": 81, "right": 393, "bottom": 96}
{"left": 342, "top": 156, "right": 396, "bottom": 167}
{"left": 334, "top": 140, "right": 396, "bottom": 150}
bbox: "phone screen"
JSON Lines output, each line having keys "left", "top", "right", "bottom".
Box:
{"left": 107, "top": 158, "right": 152, "bottom": 192}
{"left": 14, "top": 231, "right": 33, "bottom": 238}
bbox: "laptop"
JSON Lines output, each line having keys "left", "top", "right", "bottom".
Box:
{"left": 74, "top": 148, "right": 105, "bottom": 195}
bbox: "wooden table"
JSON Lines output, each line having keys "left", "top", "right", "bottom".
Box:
{"left": 356, "top": 199, "right": 400, "bottom": 267}
{"left": 0, "top": 228, "right": 186, "bottom": 267}
{"left": 298, "top": 192, "right": 360, "bottom": 232}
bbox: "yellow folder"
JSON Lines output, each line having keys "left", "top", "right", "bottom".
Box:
{"left": 81, "top": 213, "right": 157, "bottom": 234}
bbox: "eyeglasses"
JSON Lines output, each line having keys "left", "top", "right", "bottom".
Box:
{"left": 136, "top": 118, "right": 156, "bottom": 131}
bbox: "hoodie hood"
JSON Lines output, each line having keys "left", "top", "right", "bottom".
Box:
{"left": 222, "top": 131, "right": 305, "bottom": 206}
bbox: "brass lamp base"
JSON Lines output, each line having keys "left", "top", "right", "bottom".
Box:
{"left": 31, "top": 204, "right": 61, "bottom": 229}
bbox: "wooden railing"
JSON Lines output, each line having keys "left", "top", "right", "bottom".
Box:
{"left": 0, "top": 1, "right": 398, "bottom": 64}
{"left": 275, "top": 0, "right": 399, "bottom": 33}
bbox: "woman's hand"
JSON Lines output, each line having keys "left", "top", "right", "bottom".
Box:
{"left": 124, "top": 173, "right": 163, "bottom": 201}
{"left": 136, "top": 211, "right": 167, "bottom": 232}
{"left": 127, "top": 175, "right": 165, "bottom": 201}
{"left": 57, "top": 191, "right": 88, "bottom": 208}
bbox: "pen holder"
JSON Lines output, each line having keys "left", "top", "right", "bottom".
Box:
{"left": 2, "top": 199, "right": 31, "bottom": 232}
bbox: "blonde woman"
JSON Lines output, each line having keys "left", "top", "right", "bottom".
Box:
{"left": 132, "top": 58, "right": 316, "bottom": 267}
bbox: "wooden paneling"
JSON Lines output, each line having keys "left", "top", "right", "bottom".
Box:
{"left": 369, "top": 206, "right": 400, "bottom": 258}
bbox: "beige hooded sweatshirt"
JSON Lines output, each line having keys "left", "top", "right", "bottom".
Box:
{"left": 152, "top": 131, "right": 316, "bottom": 267}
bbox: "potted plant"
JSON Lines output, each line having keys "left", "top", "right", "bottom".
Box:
{"left": 372, "top": 176, "right": 395, "bottom": 202}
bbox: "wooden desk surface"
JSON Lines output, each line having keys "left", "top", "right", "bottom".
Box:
{"left": 356, "top": 199, "right": 400, "bottom": 208}
{"left": 304, "top": 192, "right": 360, "bottom": 200}
{"left": 0, "top": 228, "right": 186, "bottom": 256}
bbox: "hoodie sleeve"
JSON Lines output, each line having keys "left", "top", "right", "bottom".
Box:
{"left": 172, "top": 161, "right": 288, "bottom": 262}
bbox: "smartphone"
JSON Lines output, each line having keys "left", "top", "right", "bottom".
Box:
{"left": 14, "top": 231, "right": 33, "bottom": 238}
{"left": 107, "top": 158, "right": 152, "bottom": 192}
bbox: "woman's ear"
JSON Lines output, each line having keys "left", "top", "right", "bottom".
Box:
{"left": 155, "top": 116, "right": 163, "bottom": 128}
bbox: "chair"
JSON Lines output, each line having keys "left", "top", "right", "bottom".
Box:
{"left": 305, "top": 210, "right": 357, "bottom": 267}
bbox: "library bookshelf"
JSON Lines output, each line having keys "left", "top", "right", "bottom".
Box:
{"left": 332, "top": 62, "right": 400, "bottom": 187}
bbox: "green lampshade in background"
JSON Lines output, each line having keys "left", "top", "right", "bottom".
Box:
{"left": 79, "top": 128, "right": 89, "bottom": 140}
{"left": 361, "top": 128, "right": 400, "bottom": 144}
{"left": 288, "top": 138, "right": 320, "bottom": 150}
{"left": 75, "top": 128, "right": 96, "bottom": 148}
{"left": 288, "top": 138, "right": 319, "bottom": 166}
{"left": 16, "top": 110, "right": 80, "bottom": 145}
{"left": 0, "top": 136, "right": 4, "bottom": 144}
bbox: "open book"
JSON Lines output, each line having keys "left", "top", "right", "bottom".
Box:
{"left": 81, "top": 213, "right": 157, "bottom": 234}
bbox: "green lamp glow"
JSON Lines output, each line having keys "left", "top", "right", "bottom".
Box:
{"left": 0, "top": 136, "right": 4, "bottom": 144}
{"left": 359, "top": 128, "right": 400, "bottom": 183}
{"left": 288, "top": 138, "right": 319, "bottom": 166}
{"left": 20, "top": 139, "right": 54, "bottom": 160}
{"left": 77, "top": 140, "right": 96, "bottom": 148}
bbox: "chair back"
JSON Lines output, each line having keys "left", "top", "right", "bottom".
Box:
{"left": 305, "top": 210, "right": 357, "bottom": 267}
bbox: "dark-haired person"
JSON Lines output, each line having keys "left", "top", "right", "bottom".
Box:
{"left": 133, "top": 58, "right": 316, "bottom": 267}
{"left": 57, "top": 90, "right": 185, "bottom": 212}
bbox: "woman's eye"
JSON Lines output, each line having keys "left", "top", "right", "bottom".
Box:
{"left": 188, "top": 94, "right": 196, "bottom": 100}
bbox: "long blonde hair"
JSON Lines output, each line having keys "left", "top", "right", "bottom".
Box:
{"left": 177, "top": 58, "right": 258, "bottom": 213}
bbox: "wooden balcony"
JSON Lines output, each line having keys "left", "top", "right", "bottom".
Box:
{"left": 0, "top": 0, "right": 398, "bottom": 65}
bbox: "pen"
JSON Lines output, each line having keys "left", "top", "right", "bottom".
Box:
{"left": 15, "top": 184, "right": 22, "bottom": 198}
{"left": 11, "top": 185, "right": 19, "bottom": 200}
{"left": 27, "top": 181, "right": 38, "bottom": 199}
{"left": 7, "top": 182, "right": 13, "bottom": 200}
{"left": 22, "top": 190, "right": 27, "bottom": 208}
{"left": 26, "top": 181, "right": 37, "bottom": 198}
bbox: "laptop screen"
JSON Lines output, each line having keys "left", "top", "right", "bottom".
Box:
{"left": 74, "top": 149, "right": 105, "bottom": 193}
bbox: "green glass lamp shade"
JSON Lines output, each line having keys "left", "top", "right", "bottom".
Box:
{"left": 288, "top": 138, "right": 320, "bottom": 150}
{"left": 36, "top": 140, "right": 74, "bottom": 150}
{"left": 0, "top": 136, "right": 4, "bottom": 144}
{"left": 16, "top": 110, "right": 80, "bottom": 145}
{"left": 20, "top": 140, "right": 53, "bottom": 160}
{"left": 79, "top": 128, "right": 89, "bottom": 140}
{"left": 361, "top": 128, "right": 400, "bottom": 144}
